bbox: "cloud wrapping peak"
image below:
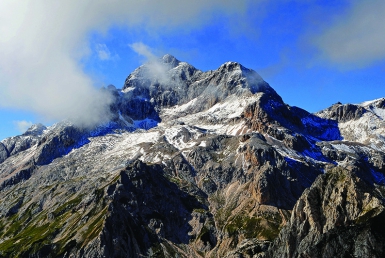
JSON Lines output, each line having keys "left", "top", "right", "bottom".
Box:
{"left": 0, "top": 0, "right": 250, "bottom": 127}
{"left": 14, "top": 120, "right": 33, "bottom": 133}
{"left": 130, "top": 42, "right": 181, "bottom": 85}
{"left": 315, "top": 0, "right": 385, "bottom": 67}
{"left": 130, "top": 42, "right": 157, "bottom": 61}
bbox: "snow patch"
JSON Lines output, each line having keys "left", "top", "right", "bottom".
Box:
{"left": 163, "top": 126, "right": 202, "bottom": 150}
{"left": 331, "top": 143, "right": 355, "bottom": 154}
{"left": 122, "top": 86, "right": 135, "bottom": 93}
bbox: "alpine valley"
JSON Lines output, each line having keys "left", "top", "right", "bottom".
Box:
{"left": 1, "top": 55, "right": 385, "bottom": 258}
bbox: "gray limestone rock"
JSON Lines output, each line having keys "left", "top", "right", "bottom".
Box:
{"left": 0, "top": 142, "right": 8, "bottom": 164}
{"left": 265, "top": 167, "right": 385, "bottom": 258}
{"left": 1, "top": 55, "right": 385, "bottom": 258}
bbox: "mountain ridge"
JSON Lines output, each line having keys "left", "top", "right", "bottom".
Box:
{"left": 0, "top": 55, "right": 384, "bottom": 257}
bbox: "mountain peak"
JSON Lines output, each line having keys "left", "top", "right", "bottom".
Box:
{"left": 220, "top": 61, "right": 245, "bottom": 71}
{"left": 161, "top": 54, "right": 180, "bottom": 67}
{"left": 3, "top": 54, "right": 385, "bottom": 257}
{"left": 22, "top": 123, "right": 47, "bottom": 136}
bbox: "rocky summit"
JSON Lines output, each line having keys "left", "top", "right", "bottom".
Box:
{"left": 1, "top": 55, "right": 385, "bottom": 257}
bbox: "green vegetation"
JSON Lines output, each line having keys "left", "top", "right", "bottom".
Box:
{"left": 223, "top": 212, "right": 282, "bottom": 241}
{"left": 167, "top": 176, "right": 182, "bottom": 186}
{"left": 149, "top": 243, "right": 165, "bottom": 258}
{"left": 80, "top": 207, "right": 108, "bottom": 247}
{"left": 193, "top": 208, "right": 207, "bottom": 214}
{"left": 0, "top": 185, "right": 110, "bottom": 257}
{"left": 211, "top": 152, "right": 225, "bottom": 163}
{"left": 52, "top": 195, "right": 82, "bottom": 217}
{"left": 214, "top": 207, "right": 232, "bottom": 229}
{"left": 0, "top": 198, "right": 75, "bottom": 256}
{"left": 210, "top": 191, "right": 225, "bottom": 207}
{"left": 355, "top": 208, "right": 378, "bottom": 224}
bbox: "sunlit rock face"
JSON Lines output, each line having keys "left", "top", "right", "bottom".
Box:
{"left": 0, "top": 55, "right": 384, "bottom": 257}
{"left": 266, "top": 167, "right": 385, "bottom": 258}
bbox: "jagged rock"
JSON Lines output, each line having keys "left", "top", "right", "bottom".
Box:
{"left": 1, "top": 131, "right": 41, "bottom": 157}
{"left": 122, "top": 55, "right": 203, "bottom": 110}
{"left": 0, "top": 55, "right": 385, "bottom": 258}
{"left": 0, "top": 158, "right": 36, "bottom": 191}
{"left": 224, "top": 239, "right": 271, "bottom": 258}
{"left": 0, "top": 142, "right": 8, "bottom": 164}
{"left": 265, "top": 167, "right": 385, "bottom": 258}
{"left": 34, "top": 124, "right": 89, "bottom": 165}
{"left": 22, "top": 123, "right": 47, "bottom": 136}
{"left": 283, "top": 133, "right": 310, "bottom": 152}
{"left": 375, "top": 98, "right": 385, "bottom": 108}
{"left": 78, "top": 161, "right": 214, "bottom": 257}
{"left": 0, "top": 124, "right": 46, "bottom": 160}
{"left": 316, "top": 98, "right": 385, "bottom": 149}
{"left": 322, "top": 103, "right": 367, "bottom": 122}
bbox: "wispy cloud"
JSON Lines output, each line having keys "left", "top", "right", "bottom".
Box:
{"left": 95, "top": 43, "right": 119, "bottom": 61}
{"left": 313, "top": 0, "right": 385, "bottom": 68}
{"left": 96, "top": 44, "right": 111, "bottom": 60}
{"left": 129, "top": 42, "right": 174, "bottom": 84}
{"left": 129, "top": 42, "right": 157, "bottom": 61}
{"left": 14, "top": 120, "right": 33, "bottom": 133}
{"left": 0, "top": 0, "right": 251, "bottom": 127}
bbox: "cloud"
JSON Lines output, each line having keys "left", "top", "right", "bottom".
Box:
{"left": 95, "top": 43, "right": 119, "bottom": 61}
{"left": 96, "top": 44, "right": 111, "bottom": 60}
{"left": 0, "top": 0, "right": 252, "bottom": 127}
{"left": 129, "top": 42, "right": 157, "bottom": 61}
{"left": 314, "top": 0, "right": 385, "bottom": 67}
{"left": 14, "top": 120, "right": 33, "bottom": 133}
{"left": 129, "top": 42, "right": 174, "bottom": 84}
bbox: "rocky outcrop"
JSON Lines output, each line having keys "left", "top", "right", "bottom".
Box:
{"left": 122, "top": 55, "right": 203, "bottom": 111}
{"left": 76, "top": 160, "right": 214, "bottom": 257}
{"left": 0, "top": 159, "right": 35, "bottom": 191}
{"left": 266, "top": 167, "right": 385, "bottom": 258}
{"left": 0, "top": 55, "right": 384, "bottom": 258}
{"left": 122, "top": 55, "right": 274, "bottom": 117}
{"left": 320, "top": 103, "right": 367, "bottom": 122}
{"left": 243, "top": 93, "right": 342, "bottom": 143}
{"left": 316, "top": 98, "right": 385, "bottom": 150}
{"left": 34, "top": 124, "right": 89, "bottom": 165}
{"left": 1, "top": 124, "right": 45, "bottom": 157}
{"left": 22, "top": 123, "right": 47, "bottom": 136}
{"left": 0, "top": 142, "right": 8, "bottom": 164}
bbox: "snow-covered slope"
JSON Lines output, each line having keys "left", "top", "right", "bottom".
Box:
{"left": 317, "top": 98, "right": 385, "bottom": 151}
{"left": 0, "top": 55, "right": 385, "bottom": 257}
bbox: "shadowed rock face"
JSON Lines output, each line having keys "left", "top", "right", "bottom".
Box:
{"left": 0, "top": 143, "right": 8, "bottom": 164}
{"left": 320, "top": 103, "right": 367, "bottom": 122}
{"left": 0, "top": 55, "right": 384, "bottom": 257}
{"left": 80, "top": 160, "right": 212, "bottom": 258}
{"left": 265, "top": 167, "right": 385, "bottom": 258}
{"left": 1, "top": 124, "right": 46, "bottom": 157}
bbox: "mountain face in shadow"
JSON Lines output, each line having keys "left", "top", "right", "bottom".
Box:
{"left": 0, "top": 55, "right": 384, "bottom": 257}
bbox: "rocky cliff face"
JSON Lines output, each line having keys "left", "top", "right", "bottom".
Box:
{"left": 0, "top": 55, "right": 384, "bottom": 257}
{"left": 266, "top": 167, "right": 385, "bottom": 258}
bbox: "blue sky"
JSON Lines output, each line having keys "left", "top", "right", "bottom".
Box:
{"left": 1, "top": 0, "right": 385, "bottom": 140}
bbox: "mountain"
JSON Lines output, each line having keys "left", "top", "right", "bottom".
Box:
{"left": 0, "top": 55, "right": 384, "bottom": 257}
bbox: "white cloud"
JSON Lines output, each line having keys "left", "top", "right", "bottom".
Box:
{"left": 129, "top": 42, "right": 173, "bottom": 84}
{"left": 0, "top": 0, "right": 252, "bottom": 127}
{"left": 314, "top": 0, "right": 385, "bottom": 67}
{"left": 129, "top": 42, "right": 157, "bottom": 61}
{"left": 14, "top": 120, "right": 33, "bottom": 133}
{"left": 95, "top": 43, "right": 119, "bottom": 61}
{"left": 96, "top": 44, "right": 111, "bottom": 60}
